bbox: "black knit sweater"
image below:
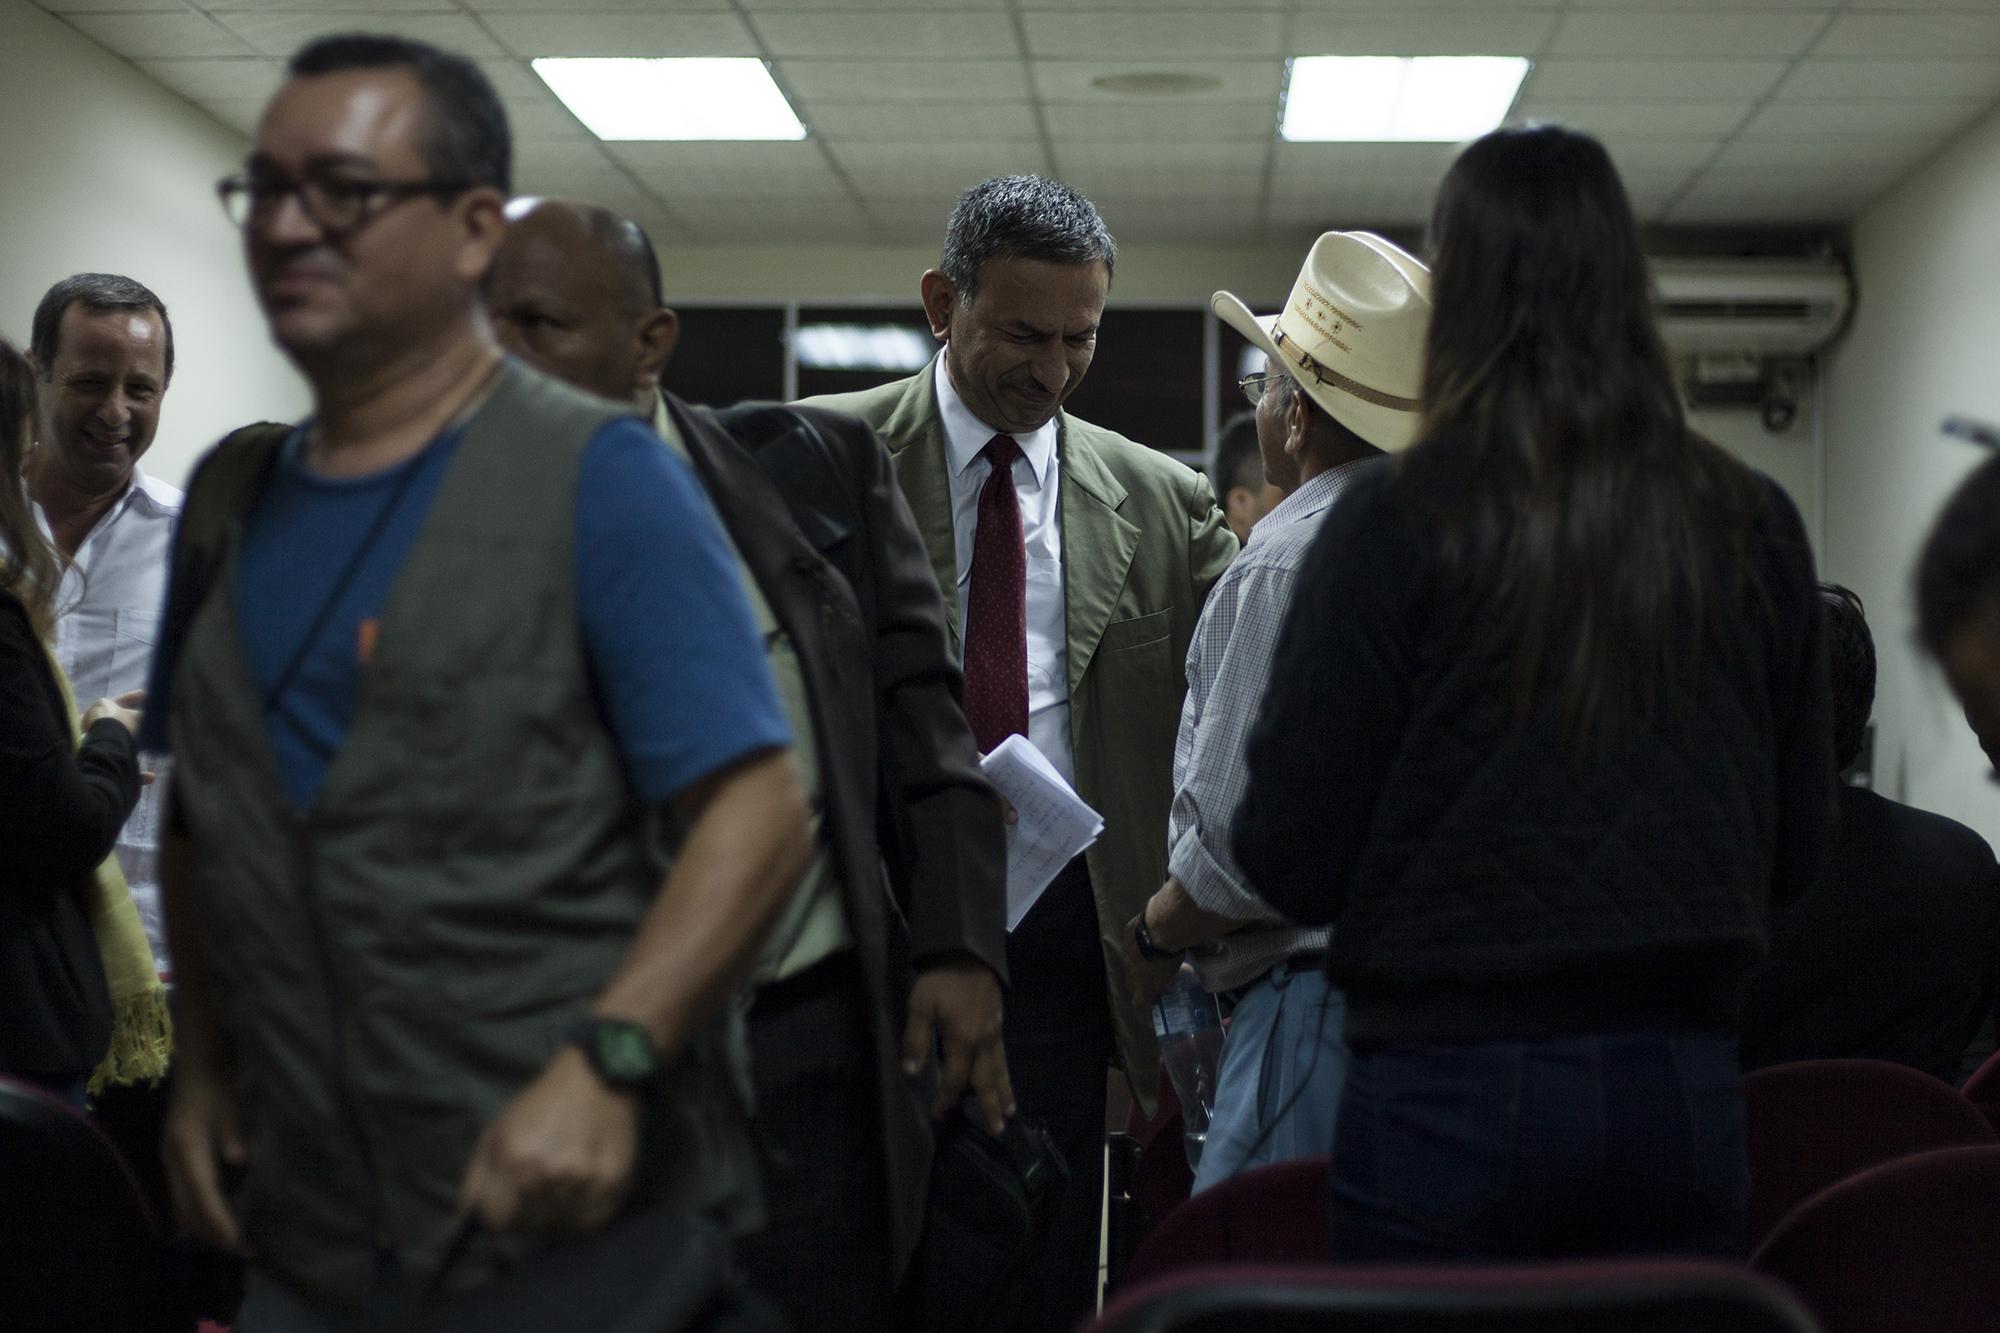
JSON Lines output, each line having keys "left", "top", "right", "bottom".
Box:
{"left": 1234, "top": 435, "right": 1836, "bottom": 1045}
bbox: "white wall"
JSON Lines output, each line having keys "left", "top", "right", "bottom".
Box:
{"left": 1822, "top": 100, "right": 2000, "bottom": 847}
{"left": 0, "top": 0, "right": 305, "bottom": 488}
{"left": 1690, "top": 394, "right": 1821, "bottom": 554}
{"left": 657, "top": 241, "right": 1308, "bottom": 306}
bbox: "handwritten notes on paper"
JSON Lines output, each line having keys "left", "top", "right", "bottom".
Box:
{"left": 980, "top": 734, "right": 1105, "bottom": 931}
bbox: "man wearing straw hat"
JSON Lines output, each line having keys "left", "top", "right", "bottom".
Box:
{"left": 1121, "top": 231, "right": 1432, "bottom": 1191}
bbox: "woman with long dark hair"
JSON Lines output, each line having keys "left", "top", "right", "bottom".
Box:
{"left": 0, "top": 337, "right": 146, "bottom": 1105}
{"left": 1233, "top": 125, "right": 1835, "bottom": 1260}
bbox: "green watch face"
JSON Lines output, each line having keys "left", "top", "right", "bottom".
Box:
{"left": 594, "top": 1022, "right": 657, "bottom": 1084}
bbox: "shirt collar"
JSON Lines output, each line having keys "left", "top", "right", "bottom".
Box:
{"left": 125, "top": 464, "right": 183, "bottom": 516}
{"left": 934, "top": 351, "right": 1057, "bottom": 489}
{"left": 1244, "top": 456, "right": 1374, "bottom": 551}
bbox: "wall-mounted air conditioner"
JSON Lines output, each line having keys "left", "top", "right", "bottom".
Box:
{"left": 1650, "top": 257, "right": 1853, "bottom": 358}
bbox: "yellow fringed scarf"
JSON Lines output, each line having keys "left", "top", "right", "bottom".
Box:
{"left": 48, "top": 655, "right": 172, "bottom": 1094}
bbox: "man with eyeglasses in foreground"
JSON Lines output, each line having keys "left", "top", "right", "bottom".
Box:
{"left": 146, "top": 34, "right": 811, "bottom": 1327}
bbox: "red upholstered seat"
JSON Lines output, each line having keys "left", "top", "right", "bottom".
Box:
{"left": 1752, "top": 1143, "right": 2000, "bottom": 1333}
{"left": 1959, "top": 1046, "right": 2000, "bottom": 1135}
{"left": 1742, "top": 1058, "right": 1994, "bottom": 1252}
{"left": 1088, "top": 1259, "right": 1822, "bottom": 1333}
{"left": 1120, "top": 1156, "right": 1329, "bottom": 1288}
{"left": 0, "top": 1075, "right": 167, "bottom": 1329}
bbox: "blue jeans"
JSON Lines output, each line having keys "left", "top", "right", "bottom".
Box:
{"left": 1193, "top": 961, "right": 1346, "bottom": 1193}
{"left": 1329, "top": 1030, "right": 1747, "bottom": 1262}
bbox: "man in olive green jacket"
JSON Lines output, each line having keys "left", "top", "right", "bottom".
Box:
{"left": 803, "top": 174, "right": 1236, "bottom": 1329}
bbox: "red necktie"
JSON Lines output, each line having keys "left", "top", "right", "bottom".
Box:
{"left": 964, "top": 435, "right": 1029, "bottom": 754}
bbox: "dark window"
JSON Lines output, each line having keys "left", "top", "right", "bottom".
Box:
{"left": 661, "top": 305, "right": 786, "bottom": 408}
{"left": 1215, "top": 316, "right": 1270, "bottom": 449}
{"left": 1062, "top": 308, "right": 1205, "bottom": 457}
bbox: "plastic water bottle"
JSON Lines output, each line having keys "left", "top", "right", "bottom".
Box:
{"left": 1152, "top": 964, "right": 1224, "bottom": 1171}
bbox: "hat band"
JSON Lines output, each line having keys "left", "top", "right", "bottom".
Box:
{"left": 1275, "top": 328, "right": 1420, "bottom": 413}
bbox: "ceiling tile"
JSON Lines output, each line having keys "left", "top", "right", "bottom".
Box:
{"left": 1272, "top": 140, "right": 1462, "bottom": 181}
{"left": 779, "top": 59, "right": 1031, "bottom": 103}
{"left": 480, "top": 12, "right": 756, "bottom": 57}
{"left": 213, "top": 12, "right": 505, "bottom": 60}
{"left": 136, "top": 56, "right": 285, "bottom": 101}
{"left": 203, "top": 0, "right": 460, "bottom": 12}
{"left": 1069, "top": 171, "right": 1267, "bottom": 205}
{"left": 1508, "top": 99, "right": 1752, "bottom": 138}
{"left": 64, "top": 11, "right": 256, "bottom": 58}
{"left": 754, "top": 11, "right": 1017, "bottom": 58}
{"left": 1773, "top": 60, "right": 2000, "bottom": 103}
{"left": 803, "top": 101, "right": 1040, "bottom": 142}
{"left": 512, "top": 138, "right": 613, "bottom": 176}
{"left": 1813, "top": 13, "right": 2000, "bottom": 59}
{"left": 1523, "top": 59, "right": 1786, "bottom": 101}
{"left": 466, "top": 0, "right": 735, "bottom": 10}
{"left": 1266, "top": 182, "right": 1437, "bottom": 227}
{"left": 200, "top": 97, "right": 268, "bottom": 135}
{"left": 507, "top": 98, "right": 593, "bottom": 141}
{"left": 512, "top": 158, "right": 637, "bottom": 199}
{"left": 1594, "top": 137, "right": 1715, "bottom": 178}
{"left": 37, "top": 0, "right": 188, "bottom": 10}
{"left": 1056, "top": 140, "right": 1263, "bottom": 177}
{"left": 1023, "top": 10, "right": 1284, "bottom": 60}
{"left": 1705, "top": 134, "right": 1935, "bottom": 176}
{"left": 1289, "top": 10, "right": 1558, "bottom": 57}
{"left": 1666, "top": 180, "right": 1871, "bottom": 224}
{"left": 828, "top": 141, "right": 1052, "bottom": 196}
{"left": 1743, "top": 98, "right": 1992, "bottom": 141}
{"left": 676, "top": 196, "right": 878, "bottom": 243}
{"left": 1029, "top": 59, "right": 1281, "bottom": 103}
{"left": 1550, "top": 11, "right": 1824, "bottom": 58}
{"left": 476, "top": 59, "right": 557, "bottom": 102}
{"left": 1042, "top": 100, "right": 1275, "bottom": 142}
{"left": 1083, "top": 175, "right": 1266, "bottom": 207}
{"left": 1558, "top": 0, "right": 1833, "bottom": 7}
{"left": 609, "top": 141, "right": 845, "bottom": 196}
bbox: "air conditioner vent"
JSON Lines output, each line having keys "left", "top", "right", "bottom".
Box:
{"left": 1650, "top": 258, "right": 1852, "bottom": 356}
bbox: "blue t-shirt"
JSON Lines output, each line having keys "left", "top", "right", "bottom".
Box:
{"left": 143, "top": 416, "right": 789, "bottom": 809}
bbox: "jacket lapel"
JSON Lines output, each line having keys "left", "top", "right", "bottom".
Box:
{"left": 881, "top": 357, "right": 962, "bottom": 650}
{"left": 1058, "top": 419, "right": 1137, "bottom": 695}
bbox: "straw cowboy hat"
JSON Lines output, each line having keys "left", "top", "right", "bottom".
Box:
{"left": 1211, "top": 230, "right": 1432, "bottom": 452}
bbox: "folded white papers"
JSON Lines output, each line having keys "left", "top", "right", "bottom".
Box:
{"left": 979, "top": 734, "right": 1105, "bottom": 931}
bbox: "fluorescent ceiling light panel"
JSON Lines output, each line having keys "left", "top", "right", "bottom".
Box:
{"left": 532, "top": 57, "right": 805, "bottom": 141}
{"left": 1281, "top": 56, "right": 1529, "bottom": 143}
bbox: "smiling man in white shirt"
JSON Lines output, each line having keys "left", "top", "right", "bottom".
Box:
{"left": 27, "top": 273, "right": 184, "bottom": 977}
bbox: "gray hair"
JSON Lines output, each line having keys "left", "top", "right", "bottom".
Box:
{"left": 31, "top": 273, "right": 174, "bottom": 380}
{"left": 940, "top": 175, "right": 1117, "bottom": 300}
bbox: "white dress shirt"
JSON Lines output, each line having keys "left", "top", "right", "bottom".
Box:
{"left": 934, "top": 351, "right": 1075, "bottom": 787}
{"left": 35, "top": 465, "right": 183, "bottom": 976}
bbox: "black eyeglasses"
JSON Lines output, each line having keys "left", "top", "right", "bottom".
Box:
{"left": 216, "top": 170, "right": 474, "bottom": 234}
{"left": 1238, "top": 372, "right": 1279, "bottom": 407}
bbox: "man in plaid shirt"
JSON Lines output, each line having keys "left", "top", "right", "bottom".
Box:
{"left": 1122, "top": 233, "right": 1431, "bottom": 1190}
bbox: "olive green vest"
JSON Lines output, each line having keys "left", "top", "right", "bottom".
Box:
{"left": 168, "top": 364, "right": 760, "bottom": 1311}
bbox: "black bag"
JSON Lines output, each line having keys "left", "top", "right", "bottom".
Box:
{"left": 900, "top": 1100, "right": 1071, "bottom": 1333}
{"left": 419, "top": 1205, "right": 784, "bottom": 1333}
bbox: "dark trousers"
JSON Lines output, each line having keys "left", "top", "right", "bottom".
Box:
{"left": 1329, "top": 1030, "right": 1749, "bottom": 1263}
{"left": 1001, "top": 857, "right": 1112, "bottom": 1331}
{"left": 738, "top": 952, "right": 894, "bottom": 1333}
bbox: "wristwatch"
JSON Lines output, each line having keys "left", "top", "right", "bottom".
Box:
{"left": 567, "top": 1017, "right": 660, "bottom": 1092}
{"left": 1132, "top": 915, "right": 1176, "bottom": 963}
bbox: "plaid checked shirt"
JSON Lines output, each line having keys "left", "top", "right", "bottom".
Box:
{"left": 1168, "top": 457, "right": 1375, "bottom": 992}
